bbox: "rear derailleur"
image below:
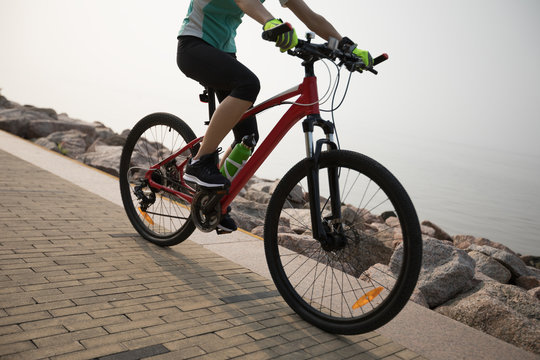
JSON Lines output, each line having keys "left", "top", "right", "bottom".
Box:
{"left": 133, "top": 181, "right": 156, "bottom": 212}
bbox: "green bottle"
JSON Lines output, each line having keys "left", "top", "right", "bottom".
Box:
{"left": 220, "top": 134, "right": 256, "bottom": 180}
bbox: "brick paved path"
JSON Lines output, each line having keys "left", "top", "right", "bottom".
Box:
{"left": 0, "top": 149, "right": 424, "bottom": 360}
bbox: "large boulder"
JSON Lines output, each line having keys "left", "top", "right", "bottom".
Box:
{"left": 454, "top": 235, "right": 516, "bottom": 255}
{"left": 467, "top": 244, "right": 537, "bottom": 280}
{"left": 77, "top": 145, "right": 122, "bottom": 177}
{"left": 391, "top": 238, "right": 476, "bottom": 308}
{"left": 33, "top": 129, "right": 93, "bottom": 158}
{"left": 468, "top": 250, "right": 511, "bottom": 284}
{"left": 244, "top": 189, "right": 272, "bottom": 204}
{"left": 521, "top": 255, "right": 540, "bottom": 270}
{"left": 436, "top": 281, "right": 540, "bottom": 354}
{"left": 229, "top": 196, "right": 267, "bottom": 232}
{"left": 0, "top": 106, "right": 100, "bottom": 140}
{"left": 420, "top": 220, "right": 452, "bottom": 241}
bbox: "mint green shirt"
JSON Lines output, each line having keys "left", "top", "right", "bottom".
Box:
{"left": 179, "top": 0, "right": 266, "bottom": 53}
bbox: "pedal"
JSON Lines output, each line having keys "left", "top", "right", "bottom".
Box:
{"left": 216, "top": 228, "right": 233, "bottom": 235}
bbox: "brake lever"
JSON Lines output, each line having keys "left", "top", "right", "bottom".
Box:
{"left": 366, "top": 68, "right": 378, "bottom": 75}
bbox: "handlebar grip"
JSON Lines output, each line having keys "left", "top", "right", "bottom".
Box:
{"left": 373, "top": 53, "right": 389, "bottom": 67}
{"left": 261, "top": 22, "right": 293, "bottom": 42}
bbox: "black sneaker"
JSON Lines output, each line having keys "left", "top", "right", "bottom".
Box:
{"left": 184, "top": 151, "right": 230, "bottom": 189}
{"left": 217, "top": 206, "right": 237, "bottom": 234}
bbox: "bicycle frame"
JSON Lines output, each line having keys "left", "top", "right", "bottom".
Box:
{"left": 145, "top": 60, "right": 341, "bottom": 241}
{"left": 148, "top": 76, "right": 317, "bottom": 197}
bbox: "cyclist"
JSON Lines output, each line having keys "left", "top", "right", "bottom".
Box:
{"left": 177, "top": 0, "right": 372, "bottom": 232}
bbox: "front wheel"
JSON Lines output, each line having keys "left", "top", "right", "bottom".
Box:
{"left": 264, "top": 150, "right": 422, "bottom": 334}
{"left": 119, "top": 112, "right": 197, "bottom": 247}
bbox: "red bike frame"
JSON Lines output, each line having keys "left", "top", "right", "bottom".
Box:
{"left": 144, "top": 75, "right": 321, "bottom": 214}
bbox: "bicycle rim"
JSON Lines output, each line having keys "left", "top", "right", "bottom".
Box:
{"left": 264, "top": 150, "right": 422, "bottom": 334}
{"left": 119, "top": 113, "right": 197, "bottom": 246}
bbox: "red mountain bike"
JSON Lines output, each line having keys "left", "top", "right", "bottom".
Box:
{"left": 119, "top": 33, "right": 422, "bottom": 334}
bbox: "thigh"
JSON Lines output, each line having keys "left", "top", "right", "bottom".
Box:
{"left": 177, "top": 36, "right": 258, "bottom": 101}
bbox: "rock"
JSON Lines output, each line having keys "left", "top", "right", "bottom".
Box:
{"left": 0, "top": 109, "right": 37, "bottom": 137}
{"left": 232, "top": 212, "right": 264, "bottom": 233}
{"left": 380, "top": 211, "right": 396, "bottom": 221}
{"left": 454, "top": 235, "right": 516, "bottom": 255}
{"left": 0, "top": 105, "right": 100, "bottom": 140}
{"left": 86, "top": 139, "right": 107, "bottom": 153}
{"left": 0, "top": 93, "right": 12, "bottom": 108}
{"left": 528, "top": 287, "right": 540, "bottom": 300}
{"left": 421, "top": 220, "right": 452, "bottom": 241}
{"left": 277, "top": 233, "right": 391, "bottom": 278}
{"left": 409, "top": 290, "right": 430, "bottom": 308}
{"left": 391, "top": 238, "right": 476, "bottom": 308}
{"left": 28, "top": 118, "right": 97, "bottom": 140}
{"left": 248, "top": 181, "right": 273, "bottom": 193}
{"left": 94, "top": 126, "right": 115, "bottom": 140}
{"left": 516, "top": 276, "right": 540, "bottom": 290}
{"left": 229, "top": 197, "right": 267, "bottom": 232}
{"left": 101, "top": 134, "right": 126, "bottom": 146}
{"left": 385, "top": 216, "right": 400, "bottom": 228}
{"left": 468, "top": 250, "right": 511, "bottom": 284}
{"left": 268, "top": 180, "right": 304, "bottom": 206}
{"left": 467, "top": 244, "right": 536, "bottom": 280}
{"left": 230, "top": 196, "right": 267, "bottom": 220}
{"left": 77, "top": 145, "right": 122, "bottom": 177}
{"left": 529, "top": 266, "right": 540, "bottom": 279}
{"left": 420, "top": 224, "right": 436, "bottom": 238}
{"left": 43, "top": 129, "right": 93, "bottom": 157}
{"left": 120, "top": 129, "right": 131, "bottom": 138}
{"left": 250, "top": 226, "right": 264, "bottom": 237}
{"left": 33, "top": 137, "right": 59, "bottom": 153}
{"left": 435, "top": 281, "right": 540, "bottom": 354}
{"left": 23, "top": 105, "right": 58, "bottom": 119}
{"left": 521, "top": 255, "right": 540, "bottom": 269}
{"left": 244, "top": 189, "right": 272, "bottom": 204}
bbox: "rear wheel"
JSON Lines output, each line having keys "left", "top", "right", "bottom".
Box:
{"left": 119, "top": 112, "right": 198, "bottom": 246}
{"left": 264, "top": 150, "right": 422, "bottom": 334}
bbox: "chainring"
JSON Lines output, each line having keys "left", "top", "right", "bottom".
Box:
{"left": 191, "top": 190, "right": 222, "bottom": 232}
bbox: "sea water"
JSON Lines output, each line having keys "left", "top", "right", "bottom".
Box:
{"left": 256, "top": 128, "right": 539, "bottom": 256}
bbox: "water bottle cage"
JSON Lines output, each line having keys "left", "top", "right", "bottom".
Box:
{"left": 221, "top": 157, "right": 248, "bottom": 181}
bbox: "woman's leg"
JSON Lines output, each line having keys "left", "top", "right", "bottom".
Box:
{"left": 195, "top": 96, "right": 252, "bottom": 159}
{"left": 177, "top": 36, "right": 260, "bottom": 161}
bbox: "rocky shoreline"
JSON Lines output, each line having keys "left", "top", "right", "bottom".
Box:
{"left": 1, "top": 91, "right": 539, "bottom": 354}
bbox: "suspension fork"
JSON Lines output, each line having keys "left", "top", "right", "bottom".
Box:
{"left": 302, "top": 115, "right": 342, "bottom": 244}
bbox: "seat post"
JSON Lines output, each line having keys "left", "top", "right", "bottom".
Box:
{"left": 200, "top": 88, "right": 216, "bottom": 125}
{"left": 207, "top": 88, "right": 216, "bottom": 123}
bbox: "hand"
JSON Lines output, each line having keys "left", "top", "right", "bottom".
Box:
{"left": 339, "top": 37, "right": 373, "bottom": 68}
{"left": 263, "top": 19, "right": 298, "bottom": 52}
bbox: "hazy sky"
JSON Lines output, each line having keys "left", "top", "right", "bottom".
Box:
{"left": 1, "top": 0, "right": 539, "bottom": 253}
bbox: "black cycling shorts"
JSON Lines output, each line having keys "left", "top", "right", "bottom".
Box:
{"left": 177, "top": 36, "right": 259, "bottom": 146}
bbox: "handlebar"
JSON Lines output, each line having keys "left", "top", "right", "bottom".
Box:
{"left": 290, "top": 39, "right": 388, "bottom": 75}
{"left": 262, "top": 24, "right": 388, "bottom": 75}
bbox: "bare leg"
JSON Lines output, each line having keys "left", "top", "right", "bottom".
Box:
{"left": 194, "top": 96, "right": 252, "bottom": 160}
{"left": 219, "top": 146, "right": 233, "bottom": 169}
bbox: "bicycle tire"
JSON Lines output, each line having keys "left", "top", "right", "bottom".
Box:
{"left": 264, "top": 150, "right": 422, "bottom": 334}
{"left": 119, "top": 112, "right": 197, "bottom": 246}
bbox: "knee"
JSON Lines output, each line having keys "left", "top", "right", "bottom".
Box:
{"left": 232, "top": 73, "right": 260, "bottom": 103}
{"left": 245, "top": 75, "right": 261, "bottom": 99}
